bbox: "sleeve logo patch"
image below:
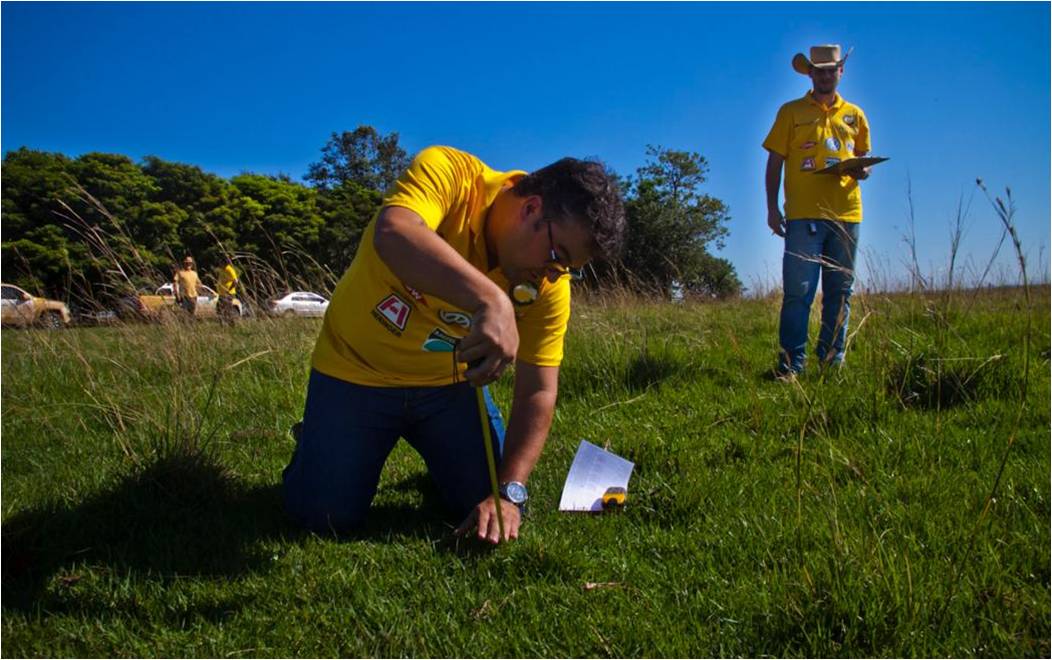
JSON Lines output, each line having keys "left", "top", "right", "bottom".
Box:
{"left": 373, "top": 293, "right": 411, "bottom": 335}
{"left": 422, "top": 327, "right": 459, "bottom": 352}
{"left": 843, "top": 114, "right": 855, "bottom": 125}
{"left": 438, "top": 309, "right": 472, "bottom": 329}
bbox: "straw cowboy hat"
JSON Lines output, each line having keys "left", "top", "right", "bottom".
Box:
{"left": 792, "top": 44, "right": 853, "bottom": 75}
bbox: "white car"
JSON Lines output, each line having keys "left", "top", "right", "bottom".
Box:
{"left": 270, "top": 291, "right": 329, "bottom": 318}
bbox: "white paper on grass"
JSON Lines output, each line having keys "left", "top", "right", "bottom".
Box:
{"left": 558, "top": 440, "right": 635, "bottom": 512}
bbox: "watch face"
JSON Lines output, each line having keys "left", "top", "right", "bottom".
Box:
{"left": 503, "top": 481, "right": 528, "bottom": 504}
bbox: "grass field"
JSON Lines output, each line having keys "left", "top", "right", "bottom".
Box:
{"left": 2, "top": 286, "right": 1049, "bottom": 657}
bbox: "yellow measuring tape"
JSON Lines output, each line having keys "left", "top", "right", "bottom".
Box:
{"left": 475, "top": 386, "right": 505, "bottom": 540}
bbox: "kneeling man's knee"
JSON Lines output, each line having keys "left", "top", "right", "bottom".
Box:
{"left": 283, "top": 472, "right": 366, "bottom": 534}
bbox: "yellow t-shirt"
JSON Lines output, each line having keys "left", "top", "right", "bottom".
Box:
{"left": 174, "top": 269, "right": 200, "bottom": 299}
{"left": 217, "top": 264, "right": 238, "bottom": 297}
{"left": 763, "top": 91, "right": 871, "bottom": 222}
{"left": 311, "top": 145, "right": 573, "bottom": 387}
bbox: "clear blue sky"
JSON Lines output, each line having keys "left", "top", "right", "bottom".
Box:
{"left": 3, "top": 2, "right": 1049, "bottom": 290}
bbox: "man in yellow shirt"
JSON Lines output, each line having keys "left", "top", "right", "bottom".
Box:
{"left": 173, "top": 255, "right": 201, "bottom": 316}
{"left": 763, "top": 44, "right": 873, "bottom": 376}
{"left": 283, "top": 146, "right": 625, "bottom": 543}
{"left": 215, "top": 257, "right": 238, "bottom": 324}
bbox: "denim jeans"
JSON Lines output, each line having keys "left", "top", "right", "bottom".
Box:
{"left": 778, "top": 219, "right": 860, "bottom": 373}
{"left": 282, "top": 369, "right": 505, "bottom": 533}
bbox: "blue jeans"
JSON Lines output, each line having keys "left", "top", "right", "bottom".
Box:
{"left": 282, "top": 369, "right": 506, "bottom": 533}
{"left": 779, "top": 219, "right": 860, "bottom": 373}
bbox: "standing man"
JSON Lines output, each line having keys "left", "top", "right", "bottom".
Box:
{"left": 763, "top": 44, "right": 872, "bottom": 377}
{"left": 173, "top": 255, "right": 201, "bottom": 317}
{"left": 215, "top": 256, "right": 239, "bottom": 324}
{"left": 282, "top": 146, "right": 625, "bottom": 543}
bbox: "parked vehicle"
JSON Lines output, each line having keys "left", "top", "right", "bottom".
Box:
{"left": 1, "top": 283, "right": 71, "bottom": 328}
{"left": 269, "top": 291, "right": 329, "bottom": 318}
{"left": 123, "top": 283, "right": 243, "bottom": 320}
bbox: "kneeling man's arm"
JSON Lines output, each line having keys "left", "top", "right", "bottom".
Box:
{"left": 457, "top": 362, "right": 559, "bottom": 544}
{"left": 501, "top": 362, "right": 559, "bottom": 486}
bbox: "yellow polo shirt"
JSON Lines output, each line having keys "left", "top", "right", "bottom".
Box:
{"left": 312, "top": 146, "right": 572, "bottom": 387}
{"left": 174, "top": 268, "right": 200, "bottom": 299}
{"left": 217, "top": 264, "right": 237, "bottom": 297}
{"left": 763, "top": 91, "right": 871, "bottom": 222}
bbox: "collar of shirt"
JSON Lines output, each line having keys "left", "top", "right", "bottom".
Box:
{"left": 805, "top": 90, "right": 843, "bottom": 112}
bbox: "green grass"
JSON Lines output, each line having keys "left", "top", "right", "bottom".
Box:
{"left": 3, "top": 287, "right": 1049, "bottom": 657}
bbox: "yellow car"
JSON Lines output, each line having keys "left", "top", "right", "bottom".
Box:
{"left": 132, "top": 283, "right": 242, "bottom": 320}
{"left": 1, "top": 283, "right": 72, "bottom": 329}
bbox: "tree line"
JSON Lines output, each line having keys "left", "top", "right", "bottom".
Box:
{"left": 1, "top": 126, "right": 740, "bottom": 308}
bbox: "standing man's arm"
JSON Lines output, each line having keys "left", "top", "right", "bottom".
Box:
{"left": 455, "top": 361, "right": 558, "bottom": 544}
{"left": 765, "top": 151, "right": 787, "bottom": 237}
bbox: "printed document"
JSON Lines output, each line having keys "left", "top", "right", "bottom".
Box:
{"left": 558, "top": 440, "right": 635, "bottom": 512}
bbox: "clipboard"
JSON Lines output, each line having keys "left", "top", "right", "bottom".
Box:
{"left": 814, "top": 156, "right": 889, "bottom": 175}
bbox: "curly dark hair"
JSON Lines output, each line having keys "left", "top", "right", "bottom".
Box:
{"left": 512, "top": 158, "right": 626, "bottom": 262}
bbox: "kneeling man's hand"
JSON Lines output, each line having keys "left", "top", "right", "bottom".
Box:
{"left": 457, "top": 294, "right": 518, "bottom": 386}
{"left": 454, "top": 497, "right": 521, "bottom": 544}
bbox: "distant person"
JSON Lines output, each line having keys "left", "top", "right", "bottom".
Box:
{"left": 283, "top": 146, "right": 625, "bottom": 543}
{"left": 215, "top": 256, "right": 239, "bottom": 324}
{"left": 763, "top": 44, "right": 873, "bottom": 377}
{"left": 173, "top": 255, "right": 201, "bottom": 317}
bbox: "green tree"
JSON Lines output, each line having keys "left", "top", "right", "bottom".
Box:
{"left": 231, "top": 173, "right": 327, "bottom": 288}
{"left": 141, "top": 156, "right": 246, "bottom": 266}
{"left": 305, "top": 126, "right": 409, "bottom": 193}
{"left": 1, "top": 149, "right": 77, "bottom": 294}
{"left": 608, "top": 146, "right": 740, "bottom": 298}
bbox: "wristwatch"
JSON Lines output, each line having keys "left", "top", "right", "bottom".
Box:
{"left": 499, "top": 481, "right": 528, "bottom": 514}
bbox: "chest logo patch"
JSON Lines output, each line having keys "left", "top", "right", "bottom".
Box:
{"left": 824, "top": 157, "right": 841, "bottom": 169}
{"left": 801, "top": 157, "right": 816, "bottom": 171}
{"left": 825, "top": 137, "right": 842, "bottom": 151}
{"left": 439, "top": 309, "right": 472, "bottom": 329}
{"left": 422, "top": 327, "right": 459, "bottom": 352}
{"left": 800, "top": 141, "right": 816, "bottom": 150}
{"left": 373, "top": 293, "right": 411, "bottom": 334}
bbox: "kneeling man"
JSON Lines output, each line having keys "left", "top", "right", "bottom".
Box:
{"left": 283, "top": 146, "right": 625, "bottom": 543}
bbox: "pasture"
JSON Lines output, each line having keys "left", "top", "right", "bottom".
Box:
{"left": 2, "top": 286, "right": 1049, "bottom": 656}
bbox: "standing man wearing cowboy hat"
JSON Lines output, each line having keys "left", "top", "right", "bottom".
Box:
{"left": 763, "top": 44, "right": 872, "bottom": 376}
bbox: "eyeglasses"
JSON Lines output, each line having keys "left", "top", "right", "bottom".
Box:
{"left": 545, "top": 220, "right": 584, "bottom": 280}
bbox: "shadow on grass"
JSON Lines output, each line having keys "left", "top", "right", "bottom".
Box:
{"left": 1, "top": 450, "right": 298, "bottom": 614}
{"left": 2, "top": 453, "right": 487, "bottom": 615}
{"left": 354, "top": 473, "right": 517, "bottom": 560}
{"left": 886, "top": 351, "right": 1016, "bottom": 410}
{"left": 559, "top": 348, "right": 689, "bottom": 401}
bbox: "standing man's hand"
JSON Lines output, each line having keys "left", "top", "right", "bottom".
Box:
{"left": 457, "top": 293, "right": 518, "bottom": 387}
{"left": 845, "top": 167, "right": 870, "bottom": 181}
{"left": 455, "top": 496, "right": 521, "bottom": 544}
{"left": 767, "top": 208, "right": 786, "bottom": 237}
